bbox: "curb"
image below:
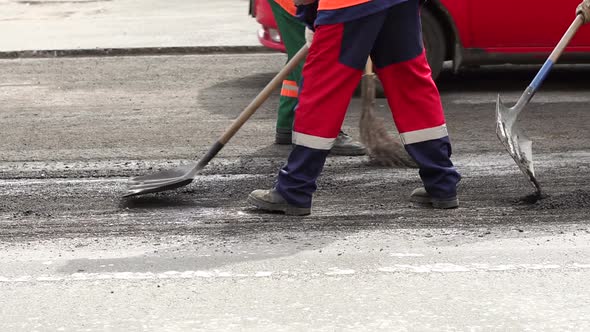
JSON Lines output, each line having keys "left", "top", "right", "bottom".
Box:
{"left": 0, "top": 45, "right": 276, "bottom": 59}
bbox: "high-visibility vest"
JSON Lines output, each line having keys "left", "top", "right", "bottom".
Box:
{"left": 318, "top": 0, "right": 371, "bottom": 10}
{"left": 279, "top": 0, "right": 372, "bottom": 13}
{"left": 274, "top": 0, "right": 297, "bottom": 16}
{"left": 314, "top": 0, "right": 405, "bottom": 25}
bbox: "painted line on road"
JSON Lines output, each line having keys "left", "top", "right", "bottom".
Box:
{"left": 377, "top": 263, "right": 564, "bottom": 273}
{"left": 390, "top": 253, "right": 425, "bottom": 257}
{"left": 325, "top": 268, "right": 356, "bottom": 276}
{"left": 1, "top": 263, "right": 589, "bottom": 283}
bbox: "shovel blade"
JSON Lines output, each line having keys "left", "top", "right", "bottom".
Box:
{"left": 128, "top": 164, "right": 196, "bottom": 185}
{"left": 124, "top": 178, "right": 194, "bottom": 197}
{"left": 124, "top": 163, "right": 199, "bottom": 197}
{"left": 495, "top": 95, "right": 541, "bottom": 194}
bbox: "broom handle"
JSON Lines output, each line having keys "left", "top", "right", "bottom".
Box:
{"left": 219, "top": 45, "right": 309, "bottom": 144}
{"left": 362, "top": 58, "right": 376, "bottom": 104}
{"left": 365, "top": 58, "right": 374, "bottom": 76}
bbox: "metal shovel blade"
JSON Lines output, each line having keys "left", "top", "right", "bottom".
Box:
{"left": 123, "top": 164, "right": 199, "bottom": 197}
{"left": 496, "top": 95, "right": 542, "bottom": 195}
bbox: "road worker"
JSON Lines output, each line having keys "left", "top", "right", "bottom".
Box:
{"left": 268, "top": 0, "right": 366, "bottom": 155}
{"left": 249, "top": 0, "right": 461, "bottom": 215}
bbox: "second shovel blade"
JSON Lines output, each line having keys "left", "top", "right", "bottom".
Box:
{"left": 128, "top": 164, "right": 196, "bottom": 184}
{"left": 125, "top": 163, "right": 200, "bottom": 197}
{"left": 124, "top": 178, "right": 194, "bottom": 197}
{"left": 496, "top": 95, "right": 541, "bottom": 194}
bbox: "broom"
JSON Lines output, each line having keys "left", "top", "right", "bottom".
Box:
{"left": 359, "top": 59, "right": 418, "bottom": 168}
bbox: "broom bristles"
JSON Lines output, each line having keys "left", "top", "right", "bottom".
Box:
{"left": 359, "top": 74, "right": 418, "bottom": 168}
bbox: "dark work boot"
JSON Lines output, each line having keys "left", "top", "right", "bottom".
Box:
{"left": 331, "top": 131, "right": 366, "bottom": 156}
{"left": 248, "top": 189, "right": 311, "bottom": 216}
{"left": 410, "top": 187, "right": 459, "bottom": 209}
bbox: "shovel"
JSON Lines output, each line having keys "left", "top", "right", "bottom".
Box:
{"left": 124, "top": 45, "right": 309, "bottom": 197}
{"left": 496, "top": 2, "right": 589, "bottom": 196}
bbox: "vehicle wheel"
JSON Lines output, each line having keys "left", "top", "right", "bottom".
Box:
{"left": 421, "top": 9, "right": 446, "bottom": 80}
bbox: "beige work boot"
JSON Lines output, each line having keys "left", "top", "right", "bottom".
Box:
{"left": 248, "top": 189, "right": 311, "bottom": 216}
{"left": 277, "top": 130, "right": 365, "bottom": 156}
{"left": 331, "top": 131, "right": 366, "bottom": 156}
{"left": 410, "top": 187, "right": 459, "bottom": 209}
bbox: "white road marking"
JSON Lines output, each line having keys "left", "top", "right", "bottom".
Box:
{"left": 0, "top": 263, "right": 589, "bottom": 283}
{"left": 390, "top": 253, "right": 425, "bottom": 257}
{"left": 378, "top": 263, "right": 566, "bottom": 273}
{"left": 325, "top": 268, "right": 356, "bottom": 276}
{"left": 255, "top": 271, "right": 273, "bottom": 277}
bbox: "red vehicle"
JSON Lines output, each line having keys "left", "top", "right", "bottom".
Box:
{"left": 250, "top": 0, "right": 590, "bottom": 79}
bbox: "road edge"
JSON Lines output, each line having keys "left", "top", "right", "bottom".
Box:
{"left": 0, "top": 46, "right": 276, "bottom": 59}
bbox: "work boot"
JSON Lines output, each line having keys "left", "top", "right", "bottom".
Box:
{"left": 248, "top": 188, "right": 311, "bottom": 216}
{"left": 276, "top": 130, "right": 365, "bottom": 156}
{"left": 331, "top": 131, "right": 366, "bottom": 156}
{"left": 409, "top": 187, "right": 459, "bottom": 209}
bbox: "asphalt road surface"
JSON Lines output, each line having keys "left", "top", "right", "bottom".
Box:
{"left": 1, "top": 54, "right": 590, "bottom": 331}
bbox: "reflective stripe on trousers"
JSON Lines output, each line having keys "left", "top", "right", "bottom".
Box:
{"left": 280, "top": 80, "right": 299, "bottom": 98}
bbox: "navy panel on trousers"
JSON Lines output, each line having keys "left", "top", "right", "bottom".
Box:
{"left": 337, "top": 0, "right": 423, "bottom": 70}
{"left": 276, "top": 145, "right": 330, "bottom": 208}
{"left": 404, "top": 136, "right": 461, "bottom": 199}
{"left": 370, "top": 0, "right": 423, "bottom": 68}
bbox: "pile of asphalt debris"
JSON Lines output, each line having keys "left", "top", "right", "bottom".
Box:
{"left": 522, "top": 189, "right": 590, "bottom": 210}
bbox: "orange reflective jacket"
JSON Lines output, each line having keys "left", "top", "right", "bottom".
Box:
{"left": 274, "top": 0, "right": 297, "bottom": 15}
{"left": 318, "top": 0, "right": 371, "bottom": 10}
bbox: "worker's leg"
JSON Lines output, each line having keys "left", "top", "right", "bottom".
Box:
{"left": 268, "top": 0, "right": 306, "bottom": 143}
{"left": 372, "top": 0, "right": 460, "bottom": 201}
{"left": 268, "top": 0, "right": 365, "bottom": 156}
{"left": 273, "top": 14, "right": 387, "bottom": 208}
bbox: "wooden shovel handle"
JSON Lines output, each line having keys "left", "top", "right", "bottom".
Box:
{"left": 218, "top": 45, "right": 309, "bottom": 144}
